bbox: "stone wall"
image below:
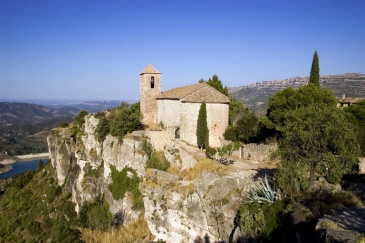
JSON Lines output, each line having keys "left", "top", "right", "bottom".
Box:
{"left": 157, "top": 99, "right": 181, "bottom": 127}
{"left": 180, "top": 102, "right": 228, "bottom": 148}
{"left": 240, "top": 143, "right": 277, "bottom": 162}
{"left": 180, "top": 102, "right": 200, "bottom": 146}
{"left": 146, "top": 130, "right": 168, "bottom": 151}
{"left": 140, "top": 73, "right": 161, "bottom": 125}
{"left": 206, "top": 103, "right": 229, "bottom": 147}
{"left": 359, "top": 157, "right": 365, "bottom": 174}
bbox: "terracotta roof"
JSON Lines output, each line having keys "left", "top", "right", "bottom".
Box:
{"left": 157, "top": 83, "right": 230, "bottom": 104}
{"left": 140, "top": 64, "right": 161, "bottom": 75}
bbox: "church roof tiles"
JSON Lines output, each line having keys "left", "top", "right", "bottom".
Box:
{"left": 157, "top": 83, "right": 230, "bottom": 104}
{"left": 140, "top": 64, "right": 161, "bottom": 74}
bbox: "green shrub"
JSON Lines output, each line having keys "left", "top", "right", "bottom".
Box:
{"left": 60, "top": 122, "right": 68, "bottom": 128}
{"left": 27, "top": 221, "right": 41, "bottom": 235}
{"left": 146, "top": 156, "right": 170, "bottom": 171}
{"left": 84, "top": 162, "right": 104, "bottom": 178}
{"left": 143, "top": 142, "right": 170, "bottom": 171}
{"left": 109, "top": 165, "right": 143, "bottom": 209}
{"left": 74, "top": 110, "right": 88, "bottom": 127}
{"left": 223, "top": 126, "right": 238, "bottom": 142}
{"left": 143, "top": 141, "right": 154, "bottom": 158}
{"left": 78, "top": 195, "right": 112, "bottom": 231}
{"left": 95, "top": 115, "right": 110, "bottom": 142}
{"left": 110, "top": 102, "right": 142, "bottom": 141}
{"left": 235, "top": 199, "right": 290, "bottom": 240}
{"left": 206, "top": 147, "right": 217, "bottom": 156}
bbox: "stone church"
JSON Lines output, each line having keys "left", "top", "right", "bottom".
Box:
{"left": 140, "top": 64, "right": 229, "bottom": 148}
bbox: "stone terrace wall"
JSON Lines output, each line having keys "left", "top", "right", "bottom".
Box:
{"left": 241, "top": 143, "right": 277, "bottom": 162}
{"left": 146, "top": 130, "right": 168, "bottom": 151}
{"left": 359, "top": 157, "right": 365, "bottom": 174}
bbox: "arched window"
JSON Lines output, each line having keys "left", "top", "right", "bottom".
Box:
{"left": 150, "top": 76, "right": 155, "bottom": 89}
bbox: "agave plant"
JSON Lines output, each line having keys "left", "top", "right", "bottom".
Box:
{"left": 247, "top": 174, "right": 280, "bottom": 204}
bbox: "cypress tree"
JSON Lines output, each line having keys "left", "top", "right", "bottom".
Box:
{"left": 309, "top": 51, "right": 320, "bottom": 86}
{"left": 196, "top": 102, "right": 209, "bottom": 149}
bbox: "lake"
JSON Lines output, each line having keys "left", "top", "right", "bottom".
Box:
{"left": 0, "top": 158, "right": 49, "bottom": 179}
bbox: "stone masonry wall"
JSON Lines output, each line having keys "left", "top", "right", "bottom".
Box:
{"left": 157, "top": 99, "right": 180, "bottom": 127}
{"left": 140, "top": 73, "right": 161, "bottom": 125}
{"left": 180, "top": 102, "right": 228, "bottom": 148}
{"left": 241, "top": 143, "right": 277, "bottom": 162}
{"left": 146, "top": 130, "right": 168, "bottom": 151}
{"left": 180, "top": 102, "right": 200, "bottom": 146}
{"left": 359, "top": 157, "right": 365, "bottom": 174}
{"left": 206, "top": 103, "right": 229, "bottom": 147}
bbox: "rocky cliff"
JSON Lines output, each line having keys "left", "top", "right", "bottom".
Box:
{"left": 47, "top": 114, "right": 258, "bottom": 242}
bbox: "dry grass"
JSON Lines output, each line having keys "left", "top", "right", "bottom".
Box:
{"left": 80, "top": 216, "right": 154, "bottom": 243}
{"left": 167, "top": 165, "right": 181, "bottom": 176}
{"left": 321, "top": 220, "right": 340, "bottom": 230}
{"left": 181, "top": 158, "right": 227, "bottom": 180}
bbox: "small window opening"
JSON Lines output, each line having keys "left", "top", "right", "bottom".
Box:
{"left": 175, "top": 127, "right": 180, "bottom": 139}
{"left": 150, "top": 76, "right": 155, "bottom": 89}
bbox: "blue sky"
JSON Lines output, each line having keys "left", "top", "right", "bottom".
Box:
{"left": 1, "top": 0, "right": 364, "bottom": 102}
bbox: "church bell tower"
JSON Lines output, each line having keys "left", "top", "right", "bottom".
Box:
{"left": 139, "top": 64, "right": 161, "bottom": 125}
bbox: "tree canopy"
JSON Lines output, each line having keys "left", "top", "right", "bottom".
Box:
{"left": 264, "top": 84, "right": 337, "bottom": 133}
{"left": 110, "top": 102, "right": 142, "bottom": 141}
{"left": 199, "top": 74, "right": 229, "bottom": 96}
{"left": 344, "top": 100, "right": 365, "bottom": 155}
{"left": 309, "top": 51, "right": 320, "bottom": 86}
{"left": 224, "top": 106, "right": 259, "bottom": 143}
{"left": 196, "top": 102, "right": 209, "bottom": 149}
{"left": 275, "top": 104, "right": 360, "bottom": 193}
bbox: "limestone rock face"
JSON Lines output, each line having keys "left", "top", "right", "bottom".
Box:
{"left": 47, "top": 115, "right": 148, "bottom": 215}
{"left": 47, "top": 129, "right": 76, "bottom": 186}
{"left": 141, "top": 169, "right": 256, "bottom": 242}
{"left": 47, "top": 114, "right": 257, "bottom": 241}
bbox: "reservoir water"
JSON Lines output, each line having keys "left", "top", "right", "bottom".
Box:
{"left": 0, "top": 158, "right": 49, "bottom": 180}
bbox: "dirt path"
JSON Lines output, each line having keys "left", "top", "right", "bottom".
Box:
{"left": 177, "top": 141, "right": 277, "bottom": 173}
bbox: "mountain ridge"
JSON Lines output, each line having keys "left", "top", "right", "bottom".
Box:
{"left": 229, "top": 73, "right": 365, "bottom": 113}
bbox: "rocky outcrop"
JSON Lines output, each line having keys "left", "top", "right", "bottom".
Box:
{"left": 316, "top": 207, "right": 365, "bottom": 243}
{"left": 47, "top": 114, "right": 149, "bottom": 216}
{"left": 47, "top": 114, "right": 259, "bottom": 241}
{"left": 141, "top": 169, "right": 256, "bottom": 242}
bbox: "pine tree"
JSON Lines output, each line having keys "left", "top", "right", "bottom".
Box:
{"left": 196, "top": 102, "right": 209, "bottom": 149}
{"left": 309, "top": 51, "right": 320, "bottom": 86}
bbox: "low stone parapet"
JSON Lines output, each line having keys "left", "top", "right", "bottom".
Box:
{"left": 240, "top": 143, "right": 277, "bottom": 162}
{"left": 359, "top": 157, "right": 365, "bottom": 174}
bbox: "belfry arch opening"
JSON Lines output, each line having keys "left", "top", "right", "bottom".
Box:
{"left": 150, "top": 76, "right": 155, "bottom": 89}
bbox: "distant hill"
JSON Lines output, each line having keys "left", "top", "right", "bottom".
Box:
{"left": 45, "top": 100, "right": 122, "bottom": 113}
{"left": 229, "top": 73, "right": 365, "bottom": 114}
{"left": 0, "top": 102, "right": 79, "bottom": 155}
{"left": 0, "top": 101, "right": 124, "bottom": 155}
{"left": 0, "top": 102, "right": 79, "bottom": 125}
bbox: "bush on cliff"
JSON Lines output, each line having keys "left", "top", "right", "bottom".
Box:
{"left": 109, "top": 165, "right": 143, "bottom": 209}
{"left": 143, "top": 141, "right": 170, "bottom": 171}
{"left": 78, "top": 195, "right": 112, "bottom": 231}
{"left": 110, "top": 102, "right": 142, "bottom": 141}
{"left": 95, "top": 102, "right": 142, "bottom": 142}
